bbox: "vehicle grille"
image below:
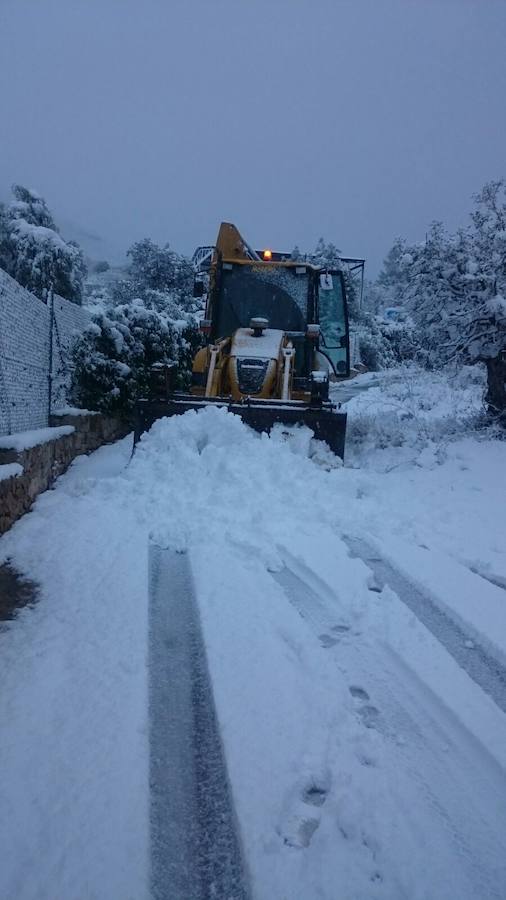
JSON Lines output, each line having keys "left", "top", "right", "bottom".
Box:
{"left": 236, "top": 358, "right": 269, "bottom": 394}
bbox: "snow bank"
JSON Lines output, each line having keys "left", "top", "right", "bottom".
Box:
{"left": 0, "top": 463, "right": 23, "bottom": 482}
{"left": 0, "top": 435, "right": 147, "bottom": 900}
{"left": 0, "top": 425, "right": 75, "bottom": 451}
{"left": 345, "top": 364, "right": 485, "bottom": 465}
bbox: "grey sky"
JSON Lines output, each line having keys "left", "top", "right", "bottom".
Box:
{"left": 1, "top": 0, "right": 505, "bottom": 274}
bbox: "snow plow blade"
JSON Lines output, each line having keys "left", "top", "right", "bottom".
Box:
{"left": 134, "top": 395, "right": 347, "bottom": 458}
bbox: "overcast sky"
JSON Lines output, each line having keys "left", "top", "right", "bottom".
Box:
{"left": 1, "top": 0, "right": 505, "bottom": 273}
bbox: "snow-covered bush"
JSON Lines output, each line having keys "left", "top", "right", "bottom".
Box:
{"left": 378, "top": 318, "right": 420, "bottom": 365}
{"left": 72, "top": 233, "right": 204, "bottom": 416}
{"left": 346, "top": 365, "right": 487, "bottom": 464}
{"left": 71, "top": 298, "right": 201, "bottom": 418}
{"left": 0, "top": 185, "right": 86, "bottom": 303}
{"left": 354, "top": 314, "right": 420, "bottom": 370}
{"left": 354, "top": 318, "right": 388, "bottom": 370}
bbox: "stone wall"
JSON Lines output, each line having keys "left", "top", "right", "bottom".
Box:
{"left": 0, "top": 414, "right": 128, "bottom": 534}
{"left": 0, "top": 268, "right": 91, "bottom": 435}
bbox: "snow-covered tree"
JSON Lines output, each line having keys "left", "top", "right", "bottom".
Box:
{"left": 74, "top": 234, "right": 204, "bottom": 416}
{"left": 0, "top": 203, "right": 11, "bottom": 271}
{"left": 403, "top": 180, "right": 506, "bottom": 419}
{"left": 112, "top": 238, "right": 194, "bottom": 309}
{"left": 311, "top": 237, "right": 342, "bottom": 268}
{"left": 93, "top": 260, "right": 110, "bottom": 274}
{"left": 0, "top": 185, "right": 86, "bottom": 304}
{"left": 362, "top": 279, "right": 387, "bottom": 316}
{"left": 71, "top": 297, "right": 201, "bottom": 417}
{"left": 377, "top": 237, "right": 410, "bottom": 307}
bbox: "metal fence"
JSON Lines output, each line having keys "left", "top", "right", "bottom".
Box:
{"left": 0, "top": 269, "right": 90, "bottom": 435}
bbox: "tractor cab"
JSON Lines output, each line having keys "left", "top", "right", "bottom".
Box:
{"left": 203, "top": 255, "right": 350, "bottom": 387}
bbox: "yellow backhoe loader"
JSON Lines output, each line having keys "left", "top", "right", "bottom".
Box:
{"left": 134, "top": 223, "right": 352, "bottom": 457}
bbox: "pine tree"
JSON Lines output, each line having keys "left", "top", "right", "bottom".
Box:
{"left": 122, "top": 238, "right": 194, "bottom": 307}
{"left": 377, "top": 237, "right": 410, "bottom": 306}
{"left": 403, "top": 180, "right": 506, "bottom": 419}
{"left": 8, "top": 185, "right": 55, "bottom": 229}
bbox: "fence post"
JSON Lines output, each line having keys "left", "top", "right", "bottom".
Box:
{"left": 47, "top": 285, "right": 54, "bottom": 424}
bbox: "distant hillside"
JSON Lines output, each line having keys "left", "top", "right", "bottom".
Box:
{"left": 58, "top": 218, "right": 125, "bottom": 267}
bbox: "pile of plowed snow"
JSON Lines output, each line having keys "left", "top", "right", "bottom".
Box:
{"left": 128, "top": 405, "right": 345, "bottom": 562}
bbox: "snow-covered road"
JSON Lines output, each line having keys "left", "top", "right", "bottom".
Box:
{"left": 269, "top": 551, "right": 506, "bottom": 898}
{"left": 1, "top": 382, "right": 506, "bottom": 899}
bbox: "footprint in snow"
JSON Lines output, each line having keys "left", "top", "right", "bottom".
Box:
{"left": 356, "top": 750, "right": 378, "bottom": 768}
{"left": 303, "top": 785, "right": 327, "bottom": 807}
{"left": 329, "top": 624, "right": 355, "bottom": 641}
{"left": 358, "top": 705, "right": 381, "bottom": 729}
{"left": 337, "top": 797, "right": 385, "bottom": 887}
{"left": 278, "top": 778, "right": 330, "bottom": 849}
{"left": 318, "top": 633, "right": 339, "bottom": 648}
{"left": 349, "top": 686, "right": 380, "bottom": 729}
{"left": 368, "top": 577, "right": 384, "bottom": 594}
{"left": 349, "top": 685, "right": 369, "bottom": 701}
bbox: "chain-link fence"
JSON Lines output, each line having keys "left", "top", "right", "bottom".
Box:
{"left": 0, "top": 269, "right": 90, "bottom": 435}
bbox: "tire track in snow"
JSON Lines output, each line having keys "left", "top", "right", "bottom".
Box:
{"left": 467, "top": 563, "right": 506, "bottom": 593}
{"left": 149, "top": 543, "right": 250, "bottom": 900}
{"left": 344, "top": 535, "right": 506, "bottom": 715}
{"left": 272, "top": 552, "right": 506, "bottom": 900}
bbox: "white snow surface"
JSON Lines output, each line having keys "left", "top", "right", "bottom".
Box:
{"left": 12, "top": 219, "right": 71, "bottom": 252}
{"left": 0, "top": 462, "right": 23, "bottom": 481}
{"left": 1, "top": 369, "right": 506, "bottom": 900}
{"left": 0, "top": 425, "right": 75, "bottom": 451}
{"left": 51, "top": 405, "right": 99, "bottom": 417}
{"left": 231, "top": 326, "right": 284, "bottom": 359}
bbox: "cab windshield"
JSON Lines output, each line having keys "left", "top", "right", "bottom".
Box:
{"left": 214, "top": 264, "right": 308, "bottom": 339}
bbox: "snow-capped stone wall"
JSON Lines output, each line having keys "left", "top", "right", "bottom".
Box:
{"left": 0, "top": 413, "right": 127, "bottom": 533}
{"left": 0, "top": 268, "right": 91, "bottom": 435}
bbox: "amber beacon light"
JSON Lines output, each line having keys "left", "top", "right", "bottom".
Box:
{"left": 262, "top": 248, "right": 273, "bottom": 260}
